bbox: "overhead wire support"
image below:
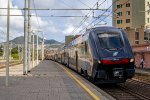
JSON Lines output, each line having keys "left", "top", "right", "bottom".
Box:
{"left": 0, "top": 8, "right": 49, "bottom": 10}
{"left": 27, "top": 0, "right": 31, "bottom": 73}
{"left": 59, "top": 0, "right": 102, "bottom": 44}
{"left": 77, "top": 0, "right": 131, "bottom": 34}
{"left": 33, "top": 0, "right": 41, "bottom": 29}
{"left": 6, "top": 0, "right": 10, "bottom": 87}
{"left": 70, "top": 0, "right": 104, "bottom": 35}
{"left": 0, "top": 15, "right": 108, "bottom": 17}
{"left": 23, "top": 0, "right": 28, "bottom": 75}
{"left": 50, "top": 8, "right": 109, "bottom": 11}
{"left": 0, "top": 8, "right": 110, "bottom": 11}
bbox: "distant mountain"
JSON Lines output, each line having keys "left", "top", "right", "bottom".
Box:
{"left": 8, "top": 35, "right": 62, "bottom": 45}
{"left": 44, "top": 39, "right": 61, "bottom": 44}
{"left": 10, "top": 36, "right": 24, "bottom": 44}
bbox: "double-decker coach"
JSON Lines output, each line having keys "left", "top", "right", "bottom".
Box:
{"left": 62, "top": 26, "right": 135, "bottom": 84}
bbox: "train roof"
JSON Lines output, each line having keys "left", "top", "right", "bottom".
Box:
{"left": 65, "top": 26, "right": 121, "bottom": 47}
{"left": 91, "top": 26, "right": 120, "bottom": 31}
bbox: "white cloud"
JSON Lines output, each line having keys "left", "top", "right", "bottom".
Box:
{"left": 0, "top": 0, "right": 24, "bottom": 38}
{"left": 0, "top": 0, "right": 112, "bottom": 42}
{"left": 63, "top": 25, "right": 74, "bottom": 35}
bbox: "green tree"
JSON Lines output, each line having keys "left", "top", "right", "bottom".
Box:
{"left": 11, "top": 46, "right": 19, "bottom": 60}
{"left": 11, "top": 46, "right": 18, "bottom": 54}
{"left": 0, "top": 45, "right": 3, "bottom": 56}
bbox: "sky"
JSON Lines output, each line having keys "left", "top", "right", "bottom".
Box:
{"left": 0, "top": 0, "right": 112, "bottom": 42}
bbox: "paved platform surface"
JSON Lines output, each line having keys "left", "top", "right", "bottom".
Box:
{"left": 0, "top": 60, "right": 110, "bottom": 100}
{"left": 135, "top": 68, "right": 150, "bottom": 76}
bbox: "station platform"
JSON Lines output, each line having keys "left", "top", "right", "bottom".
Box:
{"left": 135, "top": 68, "right": 150, "bottom": 76}
{"left": 0, "top": 60, "right": 113, "bottom": 100}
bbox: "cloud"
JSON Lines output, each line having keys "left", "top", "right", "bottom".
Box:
{"left": 63, "top": 25, "right": 74, "bottom": 35}
{"left": 0, "top": 0, "right": 23, "bottom": 41}
{"left": 0, "top": 0, "right": 113, "bottom": 42}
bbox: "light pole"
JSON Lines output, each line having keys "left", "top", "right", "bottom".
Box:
{"left": 31, "top": 30, "right": 44, "bottom": 64}
{"left": 6, "top": 0, "right": 10, "bottom": 86}
{"left": 23, "top": 0, "right": 28, "bottom": 75}
{"left": 9, "top": 42, "right": 12, "bottom": 61}
{"left": 41, "top": 32, "right": 45, "bottom": 61}
{"left": 31, "top": 32, "right": 35, "bottom": 68}
{"left": 27, "top": 0, "right": 31, "bottom": 72}
{"left": 31, "top": 30, "right": 35, "bottom": 68}
{"left": 36, "top": 34, "right": 39, "bottom": 65}
{"left": 38, "top": 31, "right": 44, "bottom": 61}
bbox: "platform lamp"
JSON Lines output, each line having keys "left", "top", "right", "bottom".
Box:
{"left": 30, "top": 32, "right": 35, "bottom": 68}
{"left": 30, "top": 30, "right": 45, "bottom": 65}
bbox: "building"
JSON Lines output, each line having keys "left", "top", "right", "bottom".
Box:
{"left": 112, "top": 0, "right": 150, "bottom": 45}
{"left": 113, "top": 0, "right": 150, "bottom": 29}
{"left": 124, "top": 28, "right": 145, "bottom": 45}
{"left": 65, "top": 35, "right": 74, "bottom": 45}
{"left": 65, "top": 35, "right": 81, "bottom": 45}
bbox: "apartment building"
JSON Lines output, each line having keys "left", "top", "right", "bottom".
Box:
{"left": 113, "top": 0, "right": 150, "bottom": 45}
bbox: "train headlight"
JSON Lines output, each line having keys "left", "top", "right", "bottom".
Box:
{"left": 98, "top": 60, "right": 101, "bottom": 64}
{"left": 130, "top": 58, "right": 134, "bottom": 62}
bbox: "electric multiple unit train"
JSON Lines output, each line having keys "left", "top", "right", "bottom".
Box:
{"left": 49, "top": 26, "right": 135, "bottom": 84}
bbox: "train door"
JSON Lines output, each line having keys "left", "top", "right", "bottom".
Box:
{"left": 77, "top": 41, "right": 90, "bottom": 76}
{"left": 61, "top": 53, "right": 62, "bottom": 63}
{"left": 75, "top": 50, "right": 78, "bottom": 72}
{"left": 84, "top": 41, "right": 93, "bottom": 76}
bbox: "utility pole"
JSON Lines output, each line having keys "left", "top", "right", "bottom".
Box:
{"left": 9, "top": 42, "right": 12, "bottom": 61}
{"left": 42, "top": 36, "right": 44, "bottom": 61}
{"left": 18, "top": 45, "right": 22, "bottom": 61}
{"left": 41, "top": 32, "right": 44, "bottom": 61}
{"left": 32, "top": 33, "right": 34, "bottom": 68}
{"left": 3, "top": 44, "right": 6, "bottom": 59}
{"left": 36, "top": 34, "right": 39, "bottom": 65}
{"left": 6, "top": 0, "right": 10, "bottom": 86}
{"left": 23, "top": 0, "right": 28, "bottom": 75}
{"left": 27, "top": 0, "right": 31, "bottom": 72}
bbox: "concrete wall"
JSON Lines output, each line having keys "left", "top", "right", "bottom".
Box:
{"left": 132, "top": 0, "right": 145, "bottom": 28}
{"left": 125, "top": 29, "right": 135, "bottom": 45}
{"left": 125, "top": 28, "right": 145, "bottom": 45}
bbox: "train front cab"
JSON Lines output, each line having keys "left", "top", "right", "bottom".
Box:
{"left": 89, "top": 27, "right": 135, "bottom": 83}
{"left": 91, "top": 59, "right": 135, "bottom": 83}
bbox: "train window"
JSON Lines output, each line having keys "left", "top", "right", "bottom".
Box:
{"left": 98, "top": 32, "right": 123, "bottom": 50}
{"left": 85, "top": 42, "right": 87, "bottom": 53}
{"left": 77, "top": 42, "right": 84, "bottom": 58}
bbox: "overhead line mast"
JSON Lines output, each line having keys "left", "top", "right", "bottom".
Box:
{"left": 23, "top": 0, "right": 28, "bottom": 75}
{"left": 27, "top": 0, "right": 31, "bottom": 72}
{"left": 6, "top": 0, "right": 10, "bottom": 87}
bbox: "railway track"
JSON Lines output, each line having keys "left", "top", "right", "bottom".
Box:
{"left": 55, "top": 62, "right": 150, "bottom": 100}
{"left": 98, "top": 79, "right": 150, "bottom": 100}
{"left": 133, "top": 74, "right": 150, "bottom": 83}
{"left": 75, "top": 70, "right": 150, "bottom": 100}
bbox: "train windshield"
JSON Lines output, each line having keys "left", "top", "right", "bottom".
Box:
{"left": 98, "top": 31, "right": 123, "bottom": 50}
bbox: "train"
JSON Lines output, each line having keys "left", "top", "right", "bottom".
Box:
{"left": 48, "top": 26, "right": 135, "bottom": 84}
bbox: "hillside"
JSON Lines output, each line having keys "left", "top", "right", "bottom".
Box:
{"left": 8, "top": 35, "right": 62, "bottom": 45}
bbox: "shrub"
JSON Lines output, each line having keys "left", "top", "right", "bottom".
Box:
{"left": 11, "top": 53, "right": 19, "bottom": 60}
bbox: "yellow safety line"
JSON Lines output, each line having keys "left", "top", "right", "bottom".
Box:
{"left": 56, "top": 63, "right": 100, "bottom": 100}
